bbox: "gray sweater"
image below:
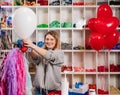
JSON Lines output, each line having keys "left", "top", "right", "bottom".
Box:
{"left": 32, "top": 50, "right": 64, "bottom": 90}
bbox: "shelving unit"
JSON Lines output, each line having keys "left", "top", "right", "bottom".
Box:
{"left": 1, "top": 0, "right": 120, "bottom": 95}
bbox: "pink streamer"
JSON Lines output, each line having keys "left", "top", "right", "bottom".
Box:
{"left": 1, "top": 48, "right": 26, "bottom": 95}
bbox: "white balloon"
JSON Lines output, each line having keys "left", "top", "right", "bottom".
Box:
{"left": 13, "top": 7, "right": 37, "bottom": 39}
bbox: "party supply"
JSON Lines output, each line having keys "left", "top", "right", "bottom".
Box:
{"left": 97, "top": 4, "right": 112, "bottom": 18}
{"left": 0, "top": 48, "right": 32, "bottom": 95}
{"left": 7, "top": 16, "right": 12, "bottom": 27}
{"left": 13, "top": 7, "right": 37, "bottom": 39}
{"left": 89, "top": 89, "right": 96, "bottom": 95}
{"left": 37, "top": 24, "right": 48, "bottom": 28}
{"left": 104, "top": 30, "right": 119, "bottom": 49}
{"left": 89, "top": 33, "right": 104, "bottom": 51}
{"left": 16, "top": 39, "right": 28, "bottom": 52}
{"left": 75, "top": 18, "right": 86, "bottom": 29}
{"left": 69, "top": 84, "right": 88, "bottom": 94}
{"left": 88, "top": 4, "right": 119, "bottom": 50}
{"left": 37, "top": 41, "right": 44, "bottom": 47}
{"left": 1, "top": 48, "right": 26, "bottom": 95}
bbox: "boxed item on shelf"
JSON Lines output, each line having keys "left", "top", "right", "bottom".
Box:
{"left": 1, "top": 0, "right": 120, "bottom": 95}
{"left": 69, "top": 84, "right": 88, "bottom": 95}
{"left": 69, "top": 91, "right": 88, "bottom": 95}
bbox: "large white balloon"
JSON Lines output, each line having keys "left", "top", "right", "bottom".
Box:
{"left": 13, "top": 7, "right": 37, "bottom": 39}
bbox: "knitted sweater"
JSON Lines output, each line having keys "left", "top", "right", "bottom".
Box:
{"left": 32, "top": 50, "right": 64, "bottom": 90}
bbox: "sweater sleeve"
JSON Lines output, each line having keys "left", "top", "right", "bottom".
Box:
{"left": 44, "top": 50, "right": 64, "bottom": 65}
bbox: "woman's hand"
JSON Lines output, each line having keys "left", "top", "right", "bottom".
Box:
{"left": 23, "top": 39, "right": 46, "bottom": 56}
{"left": 23, "top": 39, "right": 35, "bottom": 48}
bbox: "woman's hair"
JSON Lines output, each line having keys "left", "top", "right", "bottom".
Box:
{"left": 44, "top": 30, "right": 60, "bottom": 50}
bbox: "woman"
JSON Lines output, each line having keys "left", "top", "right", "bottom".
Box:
{"left": 23, "top": 30, "right": 64, "bottom": 95}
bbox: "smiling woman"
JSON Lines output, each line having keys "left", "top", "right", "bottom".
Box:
{"left": 23, "top": 30, "right": 64, "bottom": 95}
{"left": 44, "top": 31, "right": 60, "bottom": 50}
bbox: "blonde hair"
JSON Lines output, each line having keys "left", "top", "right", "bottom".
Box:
{"left": 44, "top": 30, "right": 60, "bottom": 50}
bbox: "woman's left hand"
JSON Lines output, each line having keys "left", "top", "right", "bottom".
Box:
{"left": 23, "top": 39, "right": 35, "bottom": 48}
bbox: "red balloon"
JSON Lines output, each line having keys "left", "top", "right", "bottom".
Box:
{"left": 97, "top": 4, "right": 112, "bottom": 18}
{"left": 21, "top": 46, "right": 28, "bottom": 52}
{"left": 89, "top": 33, "right": 104, "bottom": 51}
{"left": 94, "top": 17, "right": 119, "bottom": 35}
{"left": 88, "top": 18, "right": 96, "bottom": 33}
{"left": 104, "top": 30, "right": 119, "bottom": 49}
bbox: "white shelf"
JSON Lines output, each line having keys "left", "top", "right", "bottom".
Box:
{"left": 1, "top": 50, "right": 11, "bottom": 52}
{"left": 1, "top": 0, "right": 120, "bottom": 94}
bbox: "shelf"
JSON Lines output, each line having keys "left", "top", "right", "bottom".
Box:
{"left": 61, "top": 72, "right": 120, "bottom": 75}
{"left": 1, "top": 50, "right": 11, "bottom": 52}
{"left": 1, "top": 0, "right": 120, "bottom": 94}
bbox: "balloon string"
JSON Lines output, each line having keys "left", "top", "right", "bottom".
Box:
{"left": 115, "top": 52, "right": 116, "bottom": 64}
{"left": 104, "top": 51, "right": 107, "bottom": 71}
{"left": 102, "top": 76, "right": 104, "bottom": 91}
{"left": 97, "top": 51, "right": 100, "bottom": 66}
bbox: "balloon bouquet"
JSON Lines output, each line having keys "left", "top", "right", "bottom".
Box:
{"left": 88, "top": 4, "right": 119, "bottom": 51}
{"left": 13, "top": 7, "right": 37, "bottom": 52}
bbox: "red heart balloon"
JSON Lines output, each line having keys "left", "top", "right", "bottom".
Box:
{"left": 94, "top": 17, "right": 119, "bottom": 36}
{"left": 104, "top": 30, "right": 119, "bottom": 49}
{"left": 88, "top": 18, "right": 97, "bottom": 33}
{"left": 89, "top": 33, "right": 104, "bottom": 51}
{"left": 97, "top": 4, "right": 112, "bottom": 18}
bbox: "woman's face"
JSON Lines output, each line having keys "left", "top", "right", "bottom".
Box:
{"left": 45, "top": 34, "right": 56, "bottom": 49}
